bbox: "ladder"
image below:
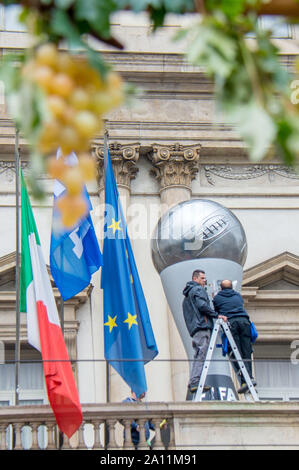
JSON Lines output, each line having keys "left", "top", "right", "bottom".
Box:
{"left": 194, "top": 318, "right": 259, "bottom": 402}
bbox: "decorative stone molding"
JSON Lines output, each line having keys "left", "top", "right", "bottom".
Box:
{"left": 148, "top": 143, "right": 201, "bottom": 191}
{"left": 0, "top": 289, "right": 86, "bottom": 346}
{"left": 0, "top": 252, "right": 91, "bottom": 378}
{"left": 242, "top": 252, "right": 299, "bottom": 288}
{"left": 241, "top": 252, "right": 299, "bottom": 342}
{"left": 63, "top": 322, "right": 80, "bottom": 366}
{"left": 204, "top": 164, "right": 299, "bottom": 186}
{"left": 0, "top": 161, "right": 29, "bottom": 182}
{"left": 92, "top": 142, "right": 140, "bottom": 191}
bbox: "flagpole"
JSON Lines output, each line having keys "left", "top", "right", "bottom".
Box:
{"left": 14, "top": 127, "right": 21, "bottom": 406}
{"left": 60, "top": 299, "right": 64, "bottom": 335}
{"left": 59, "top": 298, "right": 64, "bottom": 446}
{"left": 103, "top": 121, "right": 109, "bottom": 176}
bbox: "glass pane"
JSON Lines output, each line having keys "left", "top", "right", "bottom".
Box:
{"left": 0, "top": 364, "right": 15, "bottom": 390}
{"left": 246, "top": 16, "right": 291, "bottom": 39}
{"left": 0, "top": 401, "right": 10, "bottom": 406}
{"left": 0, "top": 363, "right": 44, "bottom": 391}
{"left": 19, "top": 399, "right": 44, "bottom": 405}
{"left": 19, "top": 363, "right": 45, "bottom": 390}
{"left": 261, "top": 16, "right": 290, "bottom": 38}
{"left": 255, "top": 359, "right": 299, "bottom": 389}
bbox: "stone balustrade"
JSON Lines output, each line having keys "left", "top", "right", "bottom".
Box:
{"left": 1, "top": 402, "right": 299, "bottom": 450}
{"left": 0, "top": 402, "right": 174, "bottom": 450}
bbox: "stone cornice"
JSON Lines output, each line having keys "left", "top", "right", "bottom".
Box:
{"left": 241, "top": 252, "right": 299, "bottom": 342}
{"left": 243, "top": 252, "right": 299, "bottom": 288}
{"left": 241, "top": 288, "right": 299, "bottom": 341}
{"left": 0, "top": 252, "right": 92, "bottom": 308}
{"left": 1, "top": 44, "right": 297, "bottom": 73}
{"left": 0, "top": 287, "right": 86, "bottom": 358}
{"left": 0, "top": 252, "right": 16, "bottom": 272}
{"left": 0, "top": 287, "right": 91, "bottom": 309}
{"left": 148, "top": 143, "right": 201, "bottom": 191}
{"left": 0, "top": 119, "right": 243, "bottom": 157}
{"left": 242, "top": 288, "right": 299, "bottom": 304}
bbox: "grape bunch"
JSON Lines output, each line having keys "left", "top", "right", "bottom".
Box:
{"left": 22, "top": 43, "right": 124, "bottom": 227}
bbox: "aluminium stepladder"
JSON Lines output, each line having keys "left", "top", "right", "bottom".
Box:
{"left": 194, "top": 318, "right": 259, "bottom": 402}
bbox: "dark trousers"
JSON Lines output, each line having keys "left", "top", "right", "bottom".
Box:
{"left": 228, "top": 317, "right": 253, "bottom": 381}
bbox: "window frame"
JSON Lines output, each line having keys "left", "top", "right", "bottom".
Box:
{"left": 253, "top": 342, "right": 299, "bottom": 402}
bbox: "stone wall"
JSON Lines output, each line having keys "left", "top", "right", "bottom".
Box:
{"left": 0, "top": 12, "right": 299, "bottom": 405}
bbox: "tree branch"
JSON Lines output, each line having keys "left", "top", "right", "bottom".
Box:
{"left": 1, "top": 0, "right": 124, "bottom": 49}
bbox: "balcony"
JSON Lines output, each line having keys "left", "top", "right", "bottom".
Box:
{"left": 1, "top": 401, "right": 299, "bottom": 450}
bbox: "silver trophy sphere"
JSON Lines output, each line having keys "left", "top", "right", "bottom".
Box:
{"left": 151, "top": 199, "right": 248, "bottom": 401}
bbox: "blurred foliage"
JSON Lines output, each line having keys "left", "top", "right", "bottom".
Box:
{"left": 177, "top": 1, "right": 299, "bottom": 165}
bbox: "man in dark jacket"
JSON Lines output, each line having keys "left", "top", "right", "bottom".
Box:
{"left": 183, "top": 269, "right": 221, "bottom": 394}
{"left": 213, "top": 279, "right": 256, "bottom": 394}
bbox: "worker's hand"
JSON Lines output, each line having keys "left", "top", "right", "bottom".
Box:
{"left": 218, "top": 315, "right": 228, "bottom": 322}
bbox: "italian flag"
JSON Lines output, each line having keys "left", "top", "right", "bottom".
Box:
{"left": 20, "top": 171, "right": 82, "bottom": 438}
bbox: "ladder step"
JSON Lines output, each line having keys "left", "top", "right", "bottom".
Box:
{"left": 194, "top": 319, "right": 259, "bottom": 402}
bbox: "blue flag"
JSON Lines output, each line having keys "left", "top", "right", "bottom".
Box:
{"left": 50, "top": 153, "right": 103, "bottom": 301}
{"left": 101, "top": 151, "right": 158, "bottom": 397}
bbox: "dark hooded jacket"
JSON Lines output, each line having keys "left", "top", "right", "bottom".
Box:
{"left": 213, "top": 288, "right": 249, "bottom": 319}
{"left": 182, "top": 281, "right": 217, "bottom": 336}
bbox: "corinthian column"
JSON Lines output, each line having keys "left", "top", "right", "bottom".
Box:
{"left": 148, "top": 143, "right": 201, "bottom": 401}
{"left": 92, "top": 142, "right": 140, "bottom": 403}
{"left": 150, "top": 143, "right": 201, "bottom": 207}
{"left": 94, "top": 142, "right": 140, "bottom": 215}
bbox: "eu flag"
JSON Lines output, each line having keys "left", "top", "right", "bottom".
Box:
{"left": 50, "top": 152, "right": 103, "bottom": 301}
{"left": 102, "top": 151, "right": 158, "bottom": 397}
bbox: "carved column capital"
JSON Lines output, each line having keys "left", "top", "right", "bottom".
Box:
{"left": 92, "top": 142, "right": 140, "bottom": 191}
{"left": 148, "top": 143, "right": 201, "bottom": 191}
{"left": 0, "top": 160, "right": 29, "bottom": 182}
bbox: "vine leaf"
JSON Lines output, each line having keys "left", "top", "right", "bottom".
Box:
{"left": 228, "top": 99, "right": 277, "bottom": 161}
